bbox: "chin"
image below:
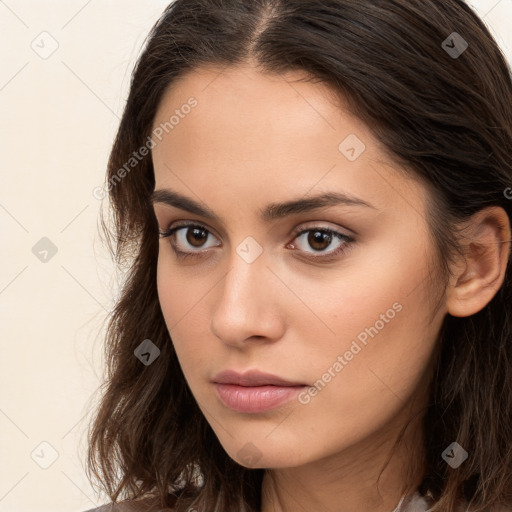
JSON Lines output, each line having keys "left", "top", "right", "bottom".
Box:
{"left": 223, "top": 438, "right": 308, "bottom": 469}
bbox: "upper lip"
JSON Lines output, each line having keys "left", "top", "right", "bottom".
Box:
{"left": 212, "top": 369, "right": 306, "bottom": 387}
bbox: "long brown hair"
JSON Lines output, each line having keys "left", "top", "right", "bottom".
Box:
{"left": 86, "top": 1, "right": 512, "bottom": 511}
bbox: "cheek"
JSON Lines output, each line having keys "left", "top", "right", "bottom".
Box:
{"left": 263, "top": 287, "right": 439, "bottom": 463}
{"left": 156, "top": 250, "right": 206, "bottom": 327}
{"left": 156, "top": 257, "right": 177, "bottom": 328}
{"left": 157, "top": 257, "right": 190, "bottom": 356}
{"left": 287, "top": 246, "right": 432, "bottom": 352}
{"left": 288, "top": 239, "right": 440, "bottom": 400}
{"left": 156, "top": 255, "right": 212, "bottom": 371}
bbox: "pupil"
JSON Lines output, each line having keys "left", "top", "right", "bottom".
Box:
{"left": 309, "top": 231, "right": 331, "bottom": 251}
{"left": 187, "top": 227, "right": 207, "bottom": 247}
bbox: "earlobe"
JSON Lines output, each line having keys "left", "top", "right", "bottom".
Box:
{"left": 446, "top": 207, "right": 511, "bottom": 318}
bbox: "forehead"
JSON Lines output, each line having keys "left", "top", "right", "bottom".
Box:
{"left": 154, "top": 63, "right": 342, "bottom": 122}
{"left": 152, "top": 65, "right": 368, "bottom": 167}
{"left": 151, "top": 63, "right": 376, "bottom": 158}
{"left": 150, "top": 64, "right": 425, "bottom": 217}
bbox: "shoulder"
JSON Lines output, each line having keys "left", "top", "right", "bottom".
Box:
{"left": 82, "top": 496, "right": 174, "bottom": 512}
{"left": 402, "top": 491, "right": 433, "bottom": 512}
{"left": 403, "top": 491, "right": 512, "bottom": 512}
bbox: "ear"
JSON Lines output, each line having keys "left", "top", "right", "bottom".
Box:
{"left": 446, "top": 206, "right": 511, "bottom": 318}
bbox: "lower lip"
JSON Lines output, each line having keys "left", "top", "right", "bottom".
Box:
{"left": 213, "top": 383, "right": 306, "bottom": 413}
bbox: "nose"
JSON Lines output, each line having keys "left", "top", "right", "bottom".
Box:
{"left": 210, "top": 248, "right": 285, "bottom": 348}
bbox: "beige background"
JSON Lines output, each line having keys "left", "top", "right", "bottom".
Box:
{"left": 0, "top": 1, "right": 511, "bottom": 511}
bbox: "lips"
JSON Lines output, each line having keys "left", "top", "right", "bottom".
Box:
{"left": 211, "top": 369, "right": 307, "bottom": 387}
{"left": 211, "top": 370, "right": 308, "bottom": 413}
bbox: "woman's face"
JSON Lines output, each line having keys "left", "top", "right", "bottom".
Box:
{"left": 151, "top": 64, "right": 446, "bottom": 469}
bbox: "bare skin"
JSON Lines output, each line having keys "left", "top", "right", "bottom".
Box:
{"left": 150, "top": 63, "right": 511, "bottom": 512}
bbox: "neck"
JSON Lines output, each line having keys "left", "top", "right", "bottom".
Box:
{"left": 260, "top": 402, "right": 427, "bottom": 512}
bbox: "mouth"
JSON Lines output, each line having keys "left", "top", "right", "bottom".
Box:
{"left": 211, "top": 369, "right": 308, "bottom": 413}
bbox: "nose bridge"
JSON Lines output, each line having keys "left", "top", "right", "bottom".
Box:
{"left": 219, "top": 245, "right": 267, "bottom": 314}
{"left": 210, "top": 240, "right": 283, "bottom": 344}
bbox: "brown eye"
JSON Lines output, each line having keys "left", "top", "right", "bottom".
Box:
{"left": 307, "top": 230, "right": 333, "bottom": 251}
{"left": 186, "top": 226, "right": 209, "bottom": 247}
{"left": 159, "top": 223, "right": 221, "bottom": 256}
{"left": 289, "top": 226, "right": 354, "bottom": 260}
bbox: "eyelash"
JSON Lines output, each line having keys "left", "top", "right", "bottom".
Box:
{"left": 158, "top": 221, "right": 355, "bottom": 261}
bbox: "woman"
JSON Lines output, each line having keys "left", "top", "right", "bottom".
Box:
{"left": 84, "top": 0, "right": 512, "bottom": 511}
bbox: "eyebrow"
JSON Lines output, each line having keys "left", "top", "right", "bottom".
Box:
{"left": 150, "top": 188, "right": 377, "bottom": 222}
